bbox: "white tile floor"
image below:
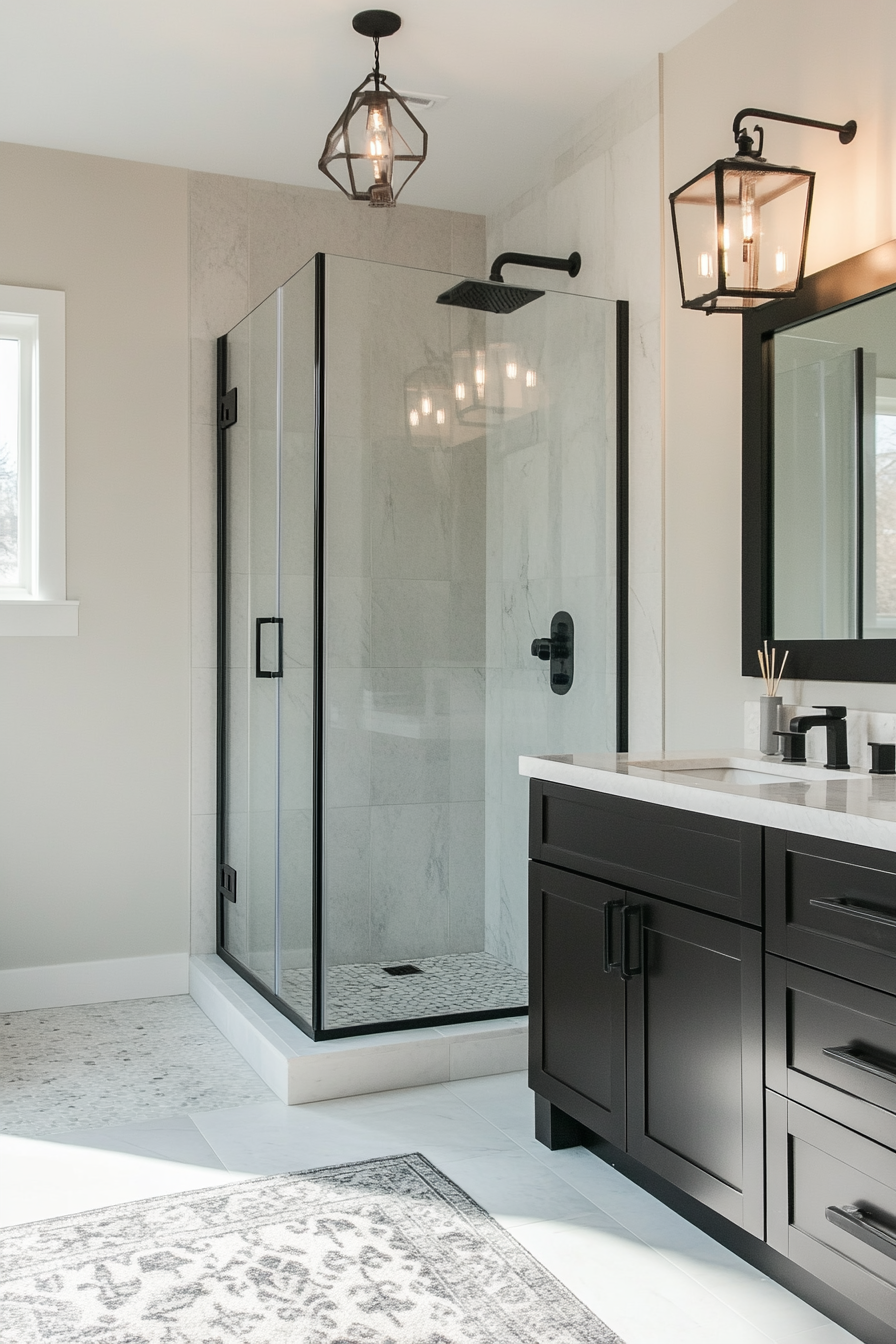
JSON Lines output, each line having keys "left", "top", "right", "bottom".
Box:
{"left": 0, "top": 1056, "right": 863, "bottom": 1343}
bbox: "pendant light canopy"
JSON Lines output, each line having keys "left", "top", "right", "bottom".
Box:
{"left": 318, "top": 10, "right": 427, "bottom": 208}
{"left": 669, "top": 108, "right": 856, "bottom": 314}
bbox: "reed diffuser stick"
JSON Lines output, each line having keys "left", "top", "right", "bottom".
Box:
{"left": 772, "top": 649, "right": 789, "bottom": 697}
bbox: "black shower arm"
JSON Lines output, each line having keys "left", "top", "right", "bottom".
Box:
{"left": 731, "top": 107, "right": 857, "bottom": 151}
{"left": 488, "top": 251, "right": 582, "bottom": 283}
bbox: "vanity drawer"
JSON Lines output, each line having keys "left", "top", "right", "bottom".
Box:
{"left": 767, "top": 1093, "right": 896, "bottom": 1329}
{"left": 766, "top": 956, "right": 896, "bottom": 1148}
{"left": 529, "top": 781, "right": 761, "bottom": 924}
{"left": 766, "top": 829, "right": 896, "bottom": 993}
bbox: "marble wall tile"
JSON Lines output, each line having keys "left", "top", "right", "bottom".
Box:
{"left": 191, "top": 570, "right": 217, "bottom": 670}
{"left": 245, "top": 805, "right": 277, "bottom": 988}
{"left": 279, "top": 806, "right": 314, "bottom": 978}
{"left": 450, "top": 212, "right": 488, "bottom": 280}
{"left": 450, "top": 667, "right": 486, "bottom": 803}
{"left": 449, "top": 580, "right": 486, "bottom": 666}
{"left": 281, "top": 573, "right": 315, "bottom": 670}
{"left": 327, "top": 576, "right": 371, "bottom": 669}
{"left": 191, "top": 423, "right": 216, "bottom": 575}
{"left": 280, "top": 669, "right": 314, "bottom": 813}
{"left": 369, "top": 802, "right": 451, "bottom": 962}
{"left": 325, "top": 667, "right": 372, "bottom": 809}
{"left": 325, "top": 435, "right": 371, "bottom": 579}
{"left": 370, "top": 579, "right": 451, "bottom": 667}
{"left": 192, "top": 337, "right": 217, "bottom": 427}
{"left": 191, "top": 666, "right": 217, "bottom": 816}
{"left": 449, "top": 801, "right": 486, "bottom": 953}
{"left": 190, "top": 812, "right": 217, "bottom": 956}
{"left": 324, "top": 806, "right": 372, "bottom": 967}
{"left": 190, "top": 173, "right": 249, "bottom": 341}
{"left": 371, "top": 440, "right": 452, "bottom": 581}
{"left": 369, "top": 668, "right": 451, "bottom": 806}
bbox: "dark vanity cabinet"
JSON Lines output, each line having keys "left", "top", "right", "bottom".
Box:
{"left": 530, "top": 779, "right": 896, "bottom": 1344}
{"left": 529, "top": 781, "right": 765, "bottom": 1236}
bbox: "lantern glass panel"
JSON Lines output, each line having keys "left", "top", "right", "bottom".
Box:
{"left": 721, "top": 168, "right": 812, "bottom": 296}
{"left": 671, "top": 168, "right": 720, "bottom": 307}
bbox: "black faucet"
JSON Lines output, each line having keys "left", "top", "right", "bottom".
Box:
{"left": 788, "top": 705, "right": 850, "bottom": 770}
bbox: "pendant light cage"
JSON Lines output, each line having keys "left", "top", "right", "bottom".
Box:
{"left": 318, "top": 15, "right": 427, "bottom": 208}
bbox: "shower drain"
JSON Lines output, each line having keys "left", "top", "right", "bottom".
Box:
{"left": 383, "top": 964, "right": 423, "bottom": 976}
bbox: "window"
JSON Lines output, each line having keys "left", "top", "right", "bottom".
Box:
{"left": 0, "top": 284, "right": 76, "bottom": 635}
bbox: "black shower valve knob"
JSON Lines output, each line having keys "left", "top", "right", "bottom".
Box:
{"left": 531, "top": 638, "right": 553, "bottom": 660}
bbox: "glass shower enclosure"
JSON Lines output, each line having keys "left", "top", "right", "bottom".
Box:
{"left": 216, "top": 252, "right": 627, "bottom": 1039}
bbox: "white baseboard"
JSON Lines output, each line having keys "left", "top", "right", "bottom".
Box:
{"left": 0, "top": 953, "right": 190, "bottom": 1012}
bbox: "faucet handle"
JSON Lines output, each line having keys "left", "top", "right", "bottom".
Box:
{"left": 774, "top": 730, "right": 807, "bottom": 763}
{"left": 812, "top": 705, "right": 847, "bottom": 719}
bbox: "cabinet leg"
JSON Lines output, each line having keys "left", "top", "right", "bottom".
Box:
{"left": 534, "top": 1094, "right": 592, "bottom": 1150}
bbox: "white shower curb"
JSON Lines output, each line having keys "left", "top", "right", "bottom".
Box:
{"left": 190, "top": 954, "right": 528, "bottom": 1105}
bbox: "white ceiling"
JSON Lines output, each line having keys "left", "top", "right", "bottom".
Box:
{"left": 0, "top": 0, "right": 733, "bottom": 215}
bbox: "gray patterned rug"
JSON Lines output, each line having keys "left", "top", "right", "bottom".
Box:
{"left": 0, "top": 1152, "right": 621, "bottom": 1343}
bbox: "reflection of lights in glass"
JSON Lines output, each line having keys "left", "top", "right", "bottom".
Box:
{"left": 526, "top": 369, "right": 537, "bottom": 388}
{"left": 436, "top": 408, "right": 445, "bottom": 425}
{"left": 474, "top": 366, "right": 485, "bottom": 385}
{"left": 409, "top": 408, "right": 419, "bottom": 426}
{"left": 698, "top": 252, "right": 713, "bottom": 278}
{"left": 454, "top": 382, "right": 465, "bottom": 401}
{"left": 775, "top": 248, "right": 787, "bottom": 274}
{"left": 421, "top": 395, "right": 432, "bottom": 416}
{"left": 505, "top": 361, "right": 518, "bottom": 380}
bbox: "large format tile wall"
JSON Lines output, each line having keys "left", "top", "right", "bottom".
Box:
{"left": 484, "top": 62, "right": 664, "bottom": 968}
{"left": 189, "top": 174, "right": 486, "bottom": 960}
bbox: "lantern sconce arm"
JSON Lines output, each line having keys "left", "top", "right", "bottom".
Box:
{"left": 732, "top": 108, "right": 857, "bottom": 158}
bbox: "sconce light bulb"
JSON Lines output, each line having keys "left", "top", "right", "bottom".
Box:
{"left": 722, "top": 227, "right": 731, "bottom": 251}
{"left": 421, "top": 395, "right": 432, "bottom": 417}
{"left": 436, "top": 408, "right": 446, "bottom": 425}
{"left": 454, "top": 382, "right": 466, "bottom": 401}
{"left": 474, "top": 366, "right": 485, "bottom": 386}
{"left": 409, "top": 408, "right": 419, "bottom": 427}
{"left": 505, "top": 361, "right": 518, "bottom": 380}
{"left": 526, "top": 369, "right": 537, "bottom": 388}
{"left": 742, "top": 211, "right": 754, "bottom": 241}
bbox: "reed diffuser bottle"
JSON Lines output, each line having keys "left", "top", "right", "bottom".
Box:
{"left": 758, "top": 642, "right": 788, "bottom": 756}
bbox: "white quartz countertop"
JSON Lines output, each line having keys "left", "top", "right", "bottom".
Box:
{"left": 519, "top": 749, "right": 896, "bottom": 852}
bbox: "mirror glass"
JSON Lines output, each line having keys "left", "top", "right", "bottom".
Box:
{"left": 773, "top": 287, "right": 896, "bottom": 640}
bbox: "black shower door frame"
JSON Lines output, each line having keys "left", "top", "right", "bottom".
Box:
{"left": 215, "top": 253, "right": 630, "bottom": 1041}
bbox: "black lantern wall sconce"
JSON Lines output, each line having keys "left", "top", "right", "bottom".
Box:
{"left": 669, "top": 108, "right": 857, "bottom": 313}
{"left": 318, "top": 10, "right": 427, "bottom": 208}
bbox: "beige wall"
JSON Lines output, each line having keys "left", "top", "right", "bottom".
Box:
{"left": 663, "top": 0, "right": 896, "bottom": 749}
{"left": 189, "top": 173, "right": 486, "bottom": 953}
{"left": 0, "top": 142, "right": 191, "bottom": 971}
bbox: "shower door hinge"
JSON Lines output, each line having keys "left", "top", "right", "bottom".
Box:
{"left": 218, "top": 388, "right": 238, "bottom": 430}
{"left": 219, "top": 863, "right": 237, "bottom": 903}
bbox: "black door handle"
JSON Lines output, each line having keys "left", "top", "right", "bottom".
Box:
{"left": 823, "top": 1045, "right": 896, "bottom": 1083}
{"left": 620, "top": 904, "right": 642, "bottom": 981}
{"left": 255, "top": 617, "right": 283, "bottom": 678}
{"left": 602, "top": 899, "right": 624, "bottom": 974}
{"left": 810, "top": 896, "right": 896, "bottom": 930}
{"left": 825, "top": 1204, "right": 896, "bottom": 1262}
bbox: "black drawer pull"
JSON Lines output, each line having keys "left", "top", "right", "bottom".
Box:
{"left": 602, "top": 899, "right": 624, "bottom": 975}
{"left": 823, "top": 1045, "right": 896, "bottom": 1084}
{"left": 621, "top": 904, "right": 642, "bottom": 981}
{"left": 826, "top": 1204, "right": 896, "bottom": 1262}
{"left": 809, "top": 896, "right": 896, "bottom": 930}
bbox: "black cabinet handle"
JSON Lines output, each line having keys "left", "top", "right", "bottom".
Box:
{"left": 621, "top": 904, "right": 642, "bottom": 981}
{"left": 826, "top": 1204, "right": 896, "bottom": 1262}
{"left": 255, "top": 617, "right": 283, "bottom": 678}
{"left": 810, "top": 896, "right": 896, "bottom": 930}
{"left": 602, "top": 899, "right": 624, "bottom": 974}
{"left": 823, "top": 1045, "right": 896, "bottom": 1084}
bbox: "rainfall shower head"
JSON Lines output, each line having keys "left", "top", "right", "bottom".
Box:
{"left": 436, "top": 278, "right": 544, "bottom": 313}
{"left": 435, "top": 250, "right": 581, "bottom": 314}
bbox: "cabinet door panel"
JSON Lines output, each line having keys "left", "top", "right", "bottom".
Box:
{"left": 529, "top": 862, "right": 626, "bottom": 1147}
{"left": 626, "top": 895, "right": 764, "bottom": 1235}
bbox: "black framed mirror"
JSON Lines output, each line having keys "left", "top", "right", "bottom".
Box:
{"left": 743, "top": 238, "right": 896, "bottom": 681}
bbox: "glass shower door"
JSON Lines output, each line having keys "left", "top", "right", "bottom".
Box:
{"left": 220, "top": 263, "right": 316, "bottom": 1022}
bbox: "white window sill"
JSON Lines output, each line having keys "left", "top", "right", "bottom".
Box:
{"left": 0, "top": 599, "right": 79, "bottom": 636}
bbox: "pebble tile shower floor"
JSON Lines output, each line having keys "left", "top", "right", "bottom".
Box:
{"left": 280, "top": 951, "right": 529, "bottom": 1028}
{"left": 0, "top": 996, "right": 274, "bottom": 1135}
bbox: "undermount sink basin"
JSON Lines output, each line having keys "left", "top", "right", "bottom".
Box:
{"left": 628, "top": 755, "right": 827, "bottom": 786}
